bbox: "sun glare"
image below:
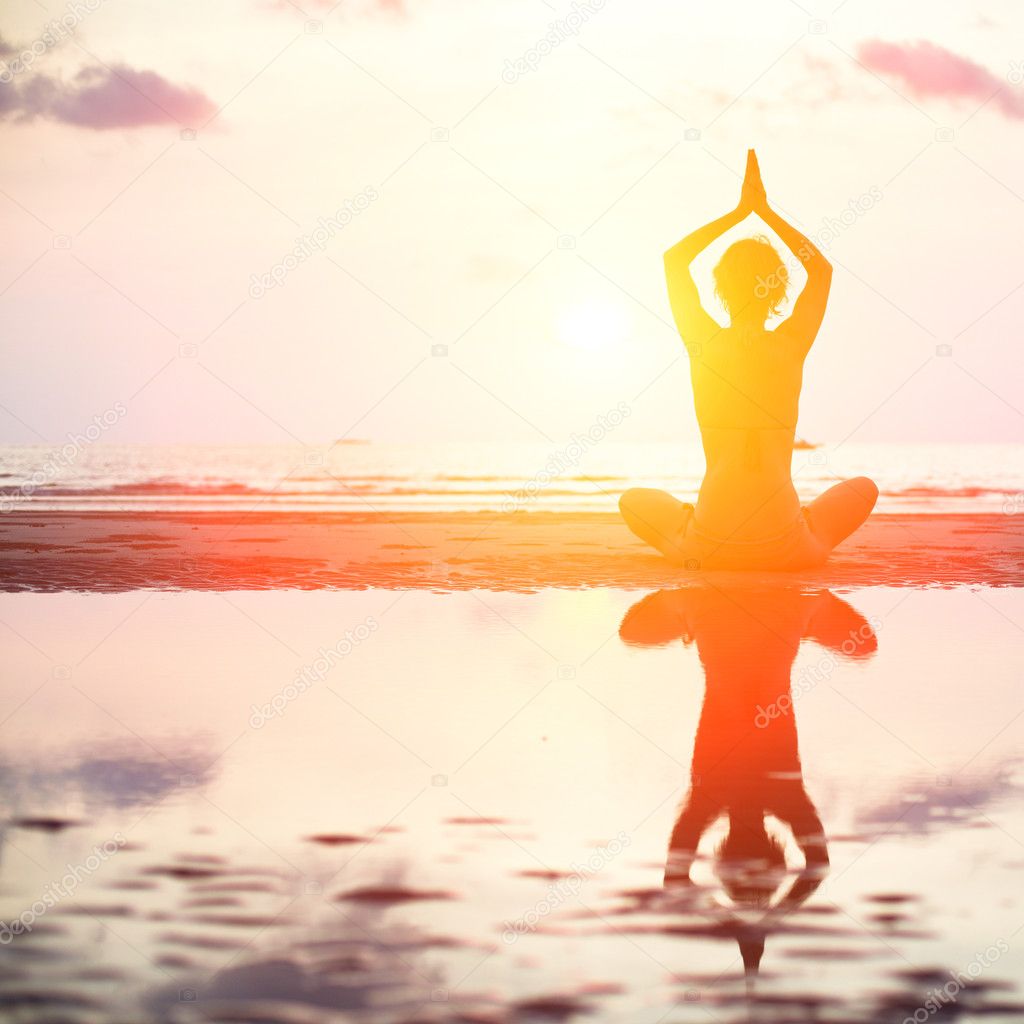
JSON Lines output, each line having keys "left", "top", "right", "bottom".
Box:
{"left": 557, "top": 301, "right": 630, "bottom": 354}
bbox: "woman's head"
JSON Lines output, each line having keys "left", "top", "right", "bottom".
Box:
{"left": 715, "top": 817, "right": 788, "bottom": 907}
{"left": 713, "top": 235, "right": 788, "bottom": 323}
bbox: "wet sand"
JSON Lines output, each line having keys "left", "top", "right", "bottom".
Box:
{"left": 2, "top": 585, "right": 1024, "bottom": 1022}
{"left": 0, "top": 509, "right": 1020, "bottom": 590}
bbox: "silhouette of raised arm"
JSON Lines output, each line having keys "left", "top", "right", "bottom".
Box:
{"left": 662, "top": 153, "right": 772, "bottom": 349}
{"left": 742, "top": 150, "right": 833, "bottom": 355}
{"left": 663, "top": 211, "right": 741, "bottom": 350}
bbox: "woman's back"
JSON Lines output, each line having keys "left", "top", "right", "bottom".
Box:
{"left": 691, "top": 326, "right": 804, "bottom": 539}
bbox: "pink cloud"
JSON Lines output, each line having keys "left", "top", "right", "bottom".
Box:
{"left": 1, "top": 61, "right": 216, "bottom": 129}
{"left": 49, "top": 64, "right": 216, "bottom": 128}
{"left": 857, "top": 39, "right": 1024, "bottom": 120}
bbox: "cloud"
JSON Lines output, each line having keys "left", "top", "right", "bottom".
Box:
{"left": 857, "top": 38, "right": 1024, "bottom": 120}
{"left": 1, "top": 60, "right": 216, "bottom": 129}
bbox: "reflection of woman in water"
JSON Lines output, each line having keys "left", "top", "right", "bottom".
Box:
{"left": 619, "top": 585, "right": 877, "bottom": 982}
{"left": 620, "top": 150, "right": 878, "bottom": 570}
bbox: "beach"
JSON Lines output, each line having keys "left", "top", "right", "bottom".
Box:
{"left": 1, "top": 508, "right": 1021, "bottom": 591}
{"left": 3, "top": 582, "right": 1024, "bottom": 1022}
{"left": 5, "top": 0, "right": 1024, "bottom": 1013}
{"left": 3, "top": 442, "right": 1023, "bottom": 1021}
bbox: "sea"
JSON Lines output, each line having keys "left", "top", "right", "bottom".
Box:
{"left": 1, "top": 441, "right": 1022, "bottom": 514}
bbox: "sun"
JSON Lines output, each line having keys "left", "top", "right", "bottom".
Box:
{"left": 557, "top": 300, "right": 630, "bottom": 354}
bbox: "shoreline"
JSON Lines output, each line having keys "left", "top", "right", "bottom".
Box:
{"left": 0, "top": 510, "right": 1021, "bottom": 592}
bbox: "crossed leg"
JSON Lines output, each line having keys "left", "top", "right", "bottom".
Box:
{"left": 620, "top": 477, "right": 879, "bottom": 567}
{"left": 618, "top": 488, "right": 694, "bottom": 561}
{"left": 804, "top": 476, "right": 879, "bottom": 551}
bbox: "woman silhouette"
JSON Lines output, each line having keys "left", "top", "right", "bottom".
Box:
{"left": 619, "top": 585, "right": 878, "bottom": 986}
{"left": 620, "top": 150, "right": 878, "bottom": 570}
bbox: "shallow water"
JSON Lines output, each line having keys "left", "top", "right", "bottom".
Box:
{"left": 2, "top": 440, "right": 1023, "bottom": 514}
{"left": 1, "top": 585, "right": 1023, "bottom": 1022}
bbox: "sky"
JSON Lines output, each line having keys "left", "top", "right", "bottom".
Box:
{"left": 1, "top": 0, "right": 1023, "bottom": 446}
